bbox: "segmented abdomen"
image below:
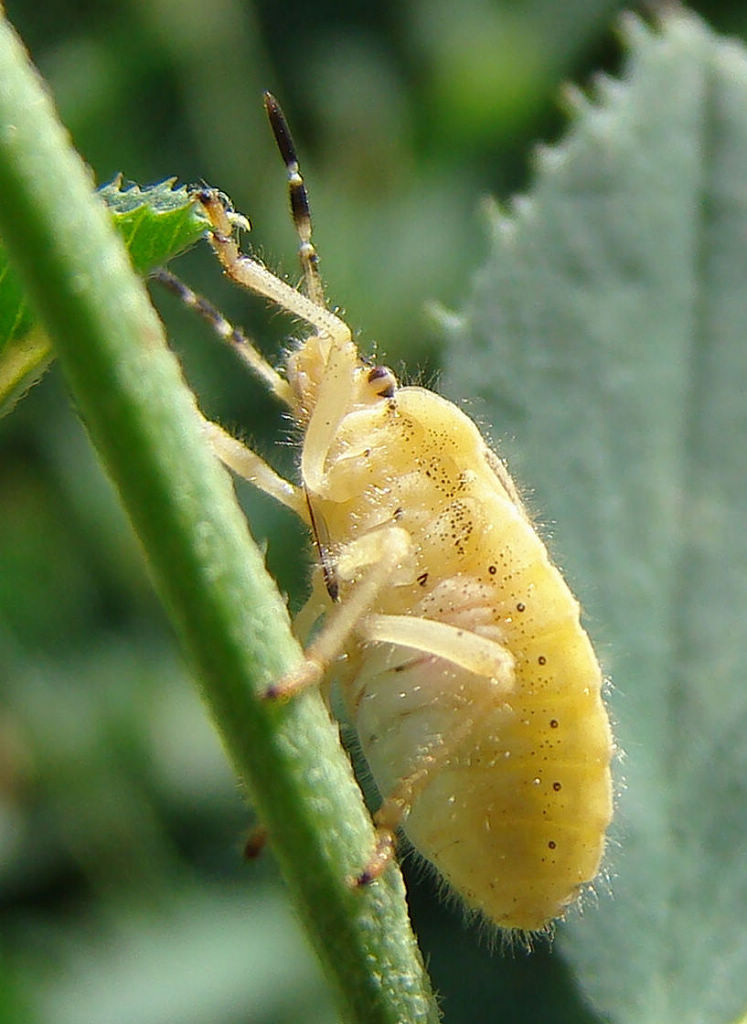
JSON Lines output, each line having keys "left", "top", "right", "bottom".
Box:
{"left": 322, "top": 386, "right": 613, "bottom": 931}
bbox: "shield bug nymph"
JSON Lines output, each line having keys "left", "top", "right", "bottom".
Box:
{"left": 161, "top": 92, "right": 614, "bottom": 934}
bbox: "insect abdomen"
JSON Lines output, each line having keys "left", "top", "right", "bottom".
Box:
{"left": 321, "top": 385, "right": 613, "bottom": 932}
{"left": 349, "top": 568, "right": 610, "bottom": 930}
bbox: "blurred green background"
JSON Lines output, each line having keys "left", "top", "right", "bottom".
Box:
{"left": 1, "top": 2, "right": 745, "bottom": 1022}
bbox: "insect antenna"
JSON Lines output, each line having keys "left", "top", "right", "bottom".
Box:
{"left": 264, "top": 91, "right": 325, "bottom": 309}
{"left": 151, "top": 266, "right": 293, "bottom": 406}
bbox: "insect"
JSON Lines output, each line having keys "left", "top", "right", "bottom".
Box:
{"left": 159, "top": 93, "right": 614, "bottom": 934}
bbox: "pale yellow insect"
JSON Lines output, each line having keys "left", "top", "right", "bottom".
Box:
{"left": 165, "top": 93, "right": 613, "bottom": 934}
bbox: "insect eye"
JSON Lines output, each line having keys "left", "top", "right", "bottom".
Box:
{"left": 365, "top": 365, "right": 397, "bottom": 400}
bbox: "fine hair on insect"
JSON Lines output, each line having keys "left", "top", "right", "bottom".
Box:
{"left": 154, "top": 92, "right": 614, "bottom": 939}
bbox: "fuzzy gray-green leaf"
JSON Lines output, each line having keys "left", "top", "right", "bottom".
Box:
{"left": 444, "top": 11, "right": 747, "bottom": 1024}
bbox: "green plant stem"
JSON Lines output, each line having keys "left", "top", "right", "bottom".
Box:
{"left": 0, "top": 11, "right": 438, "bottom": 1023}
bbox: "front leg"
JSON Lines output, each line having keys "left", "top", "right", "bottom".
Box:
{"left": 201, "top": 419, "right": 308, "bottom": 521}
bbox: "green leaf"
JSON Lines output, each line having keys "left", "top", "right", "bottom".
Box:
{"left": 443, "top": 10, "right": 747, "bottom": 1024}
{"left": 0, "top": 177, "right": 207, "bottom": 416}
{"left": 98, "top": 177, "right": 208, "bottom": 274}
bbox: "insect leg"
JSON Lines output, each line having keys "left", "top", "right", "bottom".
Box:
{"left": 193, "top": 190, "right": 352, "bottom": 355}
{"left": 151, "top": 268, "right": 293, "bottom": 407}
{"left": 356, "top": 684, "right": 504, "bottom": 887}
{"left": 243, "top": 824, "right": 269, "bottom": 860}
{"left": 352, "top": 616, "right": 515, "bottom": 885}
{"left": 201, "top": 419, "right": 308, "bottom": 520}
{"left": 192, "top": 189, "right": 358, "bottom": 493}
{"left": 299, "top": 339, "right": 359, "bottom": 493}
{"left": 359, "top": 614, "right": 515, "bottom": 693}
{"left": 355, "top": 753, "right": 447, "bottom": 886}
{"left": 265, "top": 526, "right": 414, "bottom": 700}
